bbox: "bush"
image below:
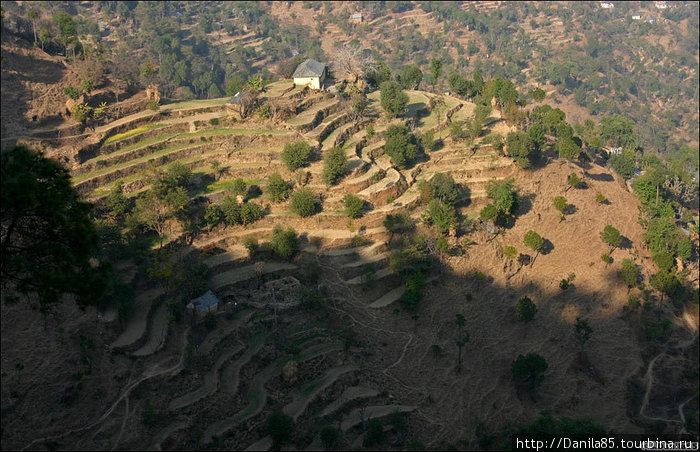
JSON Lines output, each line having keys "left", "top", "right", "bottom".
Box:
{"left": 267, "top": 173, "right": 291, "bottom": 202}
{"left": 504, "top": 245, "right": 517, "bottom": 260}
{"left": 601, "top": 253, "right": 612, "bottom": 264}
{"left": 282, "top": 141, "right": 313, "bottom": 171}
{"left": 270, "top": 226, "right": 299, "bottom": 261}
{"left": 64, "top": 85, "right": 80, "bottom": 100}
{"left": 567, "top": 172, "right": 581, "bottom": 189}
{"left": 595, "top": 193, "right": 607, "bottom": 203}
{"left": 553, "top": 196, "right": 567, "bottom": 213}
{"left": 342, "top": 194, "right": 365, "bottom": 218}
{"left": 323, "top": 147, "right": 347, "bottom": 185}
{"left": 267, "top": 410, "right": 294, "bottom": 444}
{"left": 81, "top": 79, "right": 94, "bottom": 94}
{"left": 289, "top": 188, "right": 318, "bottom": 217}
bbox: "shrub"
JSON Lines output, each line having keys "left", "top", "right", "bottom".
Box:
{"left": 560, "top": 279, "right": 570, "bottom": 290}
{"left": 267, "top": 173, "right": 291, "bottom": 202}
{"left": 282, "top": 141, "right": 313, "bottom": 171}
{"left": 289, "top": 188, "right": 318, "bottom": 217}
{"left": 504, "top": 245, "right": 517, "bottom": 260}
{"left": 595, "top": 193, "right": 607, "bottom": 203}
{"left": 436, "top": 236, "right": 449, "bottom": 253}
{"left": 64, "top": 85, "right": 81, "bottom": 100}
{"left": 323, "top": 147, "right": 347, "bottom": 185}
{"left": 553, "top": 196, "right": 567, "bottom": 213}
{"left": 567, "top": 172, "right": 581, "bottom": 189}
{"left": 601, "top": 253, "right": 612, "bottom": 264}
{"left": 515, "top": 296, "right": 537, "bottom": 323}
{"left": 480, "top": 204, "right": 499, "bottom": 222}
{"left": 342, "top": 194, "right": 365, "bottom": 218}
{"left": 270, "top": 226, "right": 299, "bottom": 261}
{"left": 209, "top": 117, "right": 219, "bottom": 126}
{"left": 81, "top": 79, "right": 94, "bottom": 94}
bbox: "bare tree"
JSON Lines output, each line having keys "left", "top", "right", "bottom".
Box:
{"left": 330, "top": 44, "right": 377, "bottom": 84}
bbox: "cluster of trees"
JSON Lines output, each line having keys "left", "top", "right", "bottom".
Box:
{"left": 420, "top": 173, "right": 463, "bottom": 236}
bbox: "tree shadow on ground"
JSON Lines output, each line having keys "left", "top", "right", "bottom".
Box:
{"left": 584, "top": 171, "right": 614, "bottom": 182}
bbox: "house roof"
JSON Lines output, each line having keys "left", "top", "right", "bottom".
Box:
{"left": 229, "top": 91, "right": 244, "bottom": 104}
{"left": 188, "top": 290, "right": 220, "bottom": 312}
{"left": 351, "top": 13, "right": 363, "bottom": 19}
{"left": 293, "top": 59, "right": 326, "bottom": 78}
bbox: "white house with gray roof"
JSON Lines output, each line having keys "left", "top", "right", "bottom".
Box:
{"left": 292, "top": 59, "right": 327, "bottom": 90}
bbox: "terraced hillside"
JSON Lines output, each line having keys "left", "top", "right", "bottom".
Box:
{"left": 2, "top": 73, "right": 698, "bottom": 452}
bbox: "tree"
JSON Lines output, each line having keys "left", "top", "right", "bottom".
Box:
{"left": 608, "top": 149, "right": 636, "bottom": 180}
{"left": 566, "top": 172, "right": 580, "bottom": 190}
{"left": 480, "top": 204, "right": 499, "bottom": 222}
{"left": 505, "top": 131, "right": 534, "bottom": 168}
{"left": 106, "top": 181, "right": 130, "bottom": 220}
{"left": 620, "top": 259, "right": 638, "bottom": 291}
{"left": 39, "top": 28, "right": 50, "bottom": 51}
{"left": 28, "top": 9, "right": 38, "bottom": 44}
{"left": 267, "top": 173, "right": 291, "bottom": 202}
{"left": 556, "top": 137, "right": 580, "bottom": 159}
{"left": 229, "top": 178, "right": 247, "bottom": 197}
{"left": 384, "top": 123, "right": 418, "bottom": 168}
{"left": 267, "top": 410, "right": 294, "bottom": 445}
{"left": 553, "top": 195, "right": 567, "bottom": 221}
{"left": 528, "top": 87, "right": 545, "bottom": 102}
{"left": 512, "top": 353, "right": 548, "bottom": 393}
{"left": 486, "top": 177, "right": 519, "bottom": 223}
{"left": 455, "top": 331, "right": 470, "bottom": 373}
{"left": 1, "top": 146, "right": 110, "bottom": 324}
{"left": 132, "top": 186, "right": 188, "bottom": 248}
{"left": 221, "top": 196, "right": 242, "bottom": 226}
{"left": 282, "top": 141, "right": 313, "bottom": 171}
{"left": 600, "top": 225, "right": 621, "bottom": 255}
{"left": 504, "top": 245, "right": 518, "bottom": 260}
{"left": 430, "top": 58, "right": 443, "bottom": 92}
{"left": 379, "top": 81, "right": 409, "bottom": 118}
{"left": 323, "top": 147, "right": 348, "bottom": 185}
{"left": 429, "top": 173, "right": 461, "bottom": 207}
{"left": 204, "top": 203, "right": 222, "bottom": 227}
{"left": 342, "top": 194, "right": 365, "bottom": 218}
{"left": 289, "top": 188, "right": 318, "bottom": 217}
{"left": 523, "top": 230, "right": 544, "bottom": 266}
{"left": 367, "top": 418, "right": 384, "bottom": 446}
{"left": 649, "top": 270, "right": 680, "bottom": 304}
{"left": 401, "top": 65, "right": 423, "bottom": 89}
{"left": 431, "top": 95, "right": 448, "bottom": 140}
{"left": 270, "top": 226, "right": 299, "bottom": 261}
{"left": 574, "top": 317, "right": 593, "bottom": 352}
{"left": 515, "top": 296, "right": 537, "bottom": 325}
{"left": 424, "top": 199, "right": 456, "bottom": 235}
{"left": 240, "top": 202, "right": 263, "bottom": 225}
{"left": 330, "top": 43, "right": 377, "bottom": 83}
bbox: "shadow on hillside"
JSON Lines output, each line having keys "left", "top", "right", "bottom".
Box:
{"left": 584, "top": 171, "right": 614, "bottom": 182}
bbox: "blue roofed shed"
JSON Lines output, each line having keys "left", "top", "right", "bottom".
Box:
{"left": 187, "top": 290, "right": 221, "bottom": 313}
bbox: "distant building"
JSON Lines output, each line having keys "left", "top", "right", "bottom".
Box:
{"left": 187, "top": 290, "right": 221, "bottom": 314}
{"left": 600, "top": 2, "right": 614, "bottom": 9}
{"left": 350, "top": 13, "right": 363, "bottom": 23}
{"left": 292, "top": 59, "right": 327, "bottom": 90}
{"left": 632, "top": 14, "right": 642, "bottom": 20}
{"left": 602, "top": 146, "right": 623, "bottom": 155}
{"left": 654, "top": 1, "right": 668, "bottom": 9}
